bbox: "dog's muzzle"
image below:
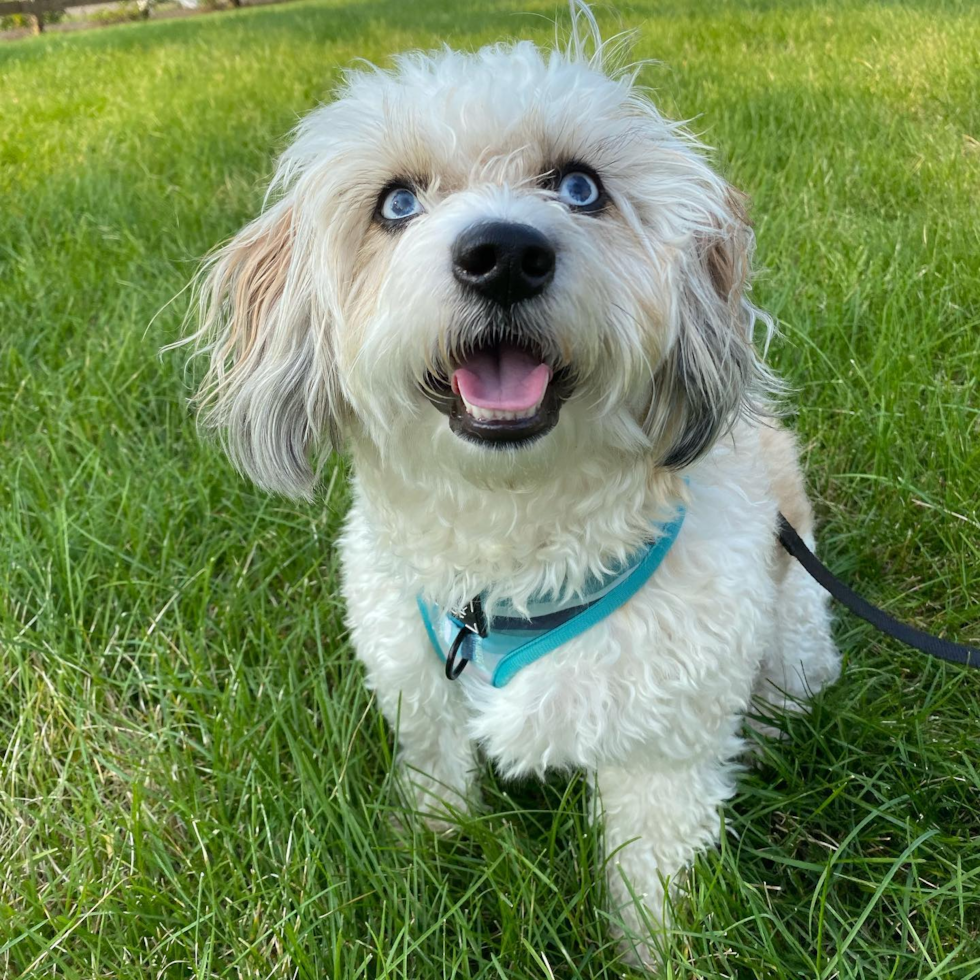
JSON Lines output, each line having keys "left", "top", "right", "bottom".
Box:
{"left": 423, "top": 221, "right": 568, "bottom": 447}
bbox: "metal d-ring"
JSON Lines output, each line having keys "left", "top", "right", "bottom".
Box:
{"left": 444, "top": 595, "right": 487, "bottom": 681}
{"left": 445, "top": 626, "right": 469, "bottom": 680}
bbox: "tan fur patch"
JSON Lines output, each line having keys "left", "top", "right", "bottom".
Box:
{"left": 217, "top": 205, "right": 294, "bottom": 375}
{"left": 759, "top": 423, "right": 815, "bottom": 575}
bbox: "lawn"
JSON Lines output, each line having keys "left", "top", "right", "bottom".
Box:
{"left": 1, "top": 0, "right": 979, "bottom": 976}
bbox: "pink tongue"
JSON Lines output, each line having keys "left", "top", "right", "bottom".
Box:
{"left": 452, "top": 345, "right": 551, "bottom": 413}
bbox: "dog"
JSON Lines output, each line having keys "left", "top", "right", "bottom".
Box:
{"left": 181, "top": 6, "right": 841, "bottom": 965}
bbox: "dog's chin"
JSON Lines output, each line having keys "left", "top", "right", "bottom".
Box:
{"left": 423, "top": 337, "right": 571, "bottom": 450}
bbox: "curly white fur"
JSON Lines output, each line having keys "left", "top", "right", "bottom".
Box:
{"left": 180, "top": 6, "right": 840, "bottom": 968}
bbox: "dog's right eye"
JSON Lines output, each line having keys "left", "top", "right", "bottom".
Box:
{"left": 378, "top": 185, "right": 424, "bottom": 224}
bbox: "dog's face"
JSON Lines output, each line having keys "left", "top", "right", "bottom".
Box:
{"left": 189, "top": 37, "right": 772, "bottom": 497}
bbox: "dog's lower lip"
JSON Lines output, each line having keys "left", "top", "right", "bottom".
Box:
{"left": 447, "top": 384, "right": 562, "bottom": 446}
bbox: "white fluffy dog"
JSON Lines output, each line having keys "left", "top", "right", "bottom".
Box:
{"left": 184, "top": 7, "right": 840, "bottom": 963}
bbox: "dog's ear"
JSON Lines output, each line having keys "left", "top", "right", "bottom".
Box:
{"left": 644, "top": 186, "right": 774, "bottom": 468}
{"left": 185, "top": 198, "right": 343, "bottom": 499}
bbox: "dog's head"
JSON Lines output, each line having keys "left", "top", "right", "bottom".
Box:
{"left": 186, "top": 13, "right": 775, "bottom": 498}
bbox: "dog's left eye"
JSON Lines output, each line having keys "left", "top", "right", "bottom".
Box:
{"left": 379, "top": 186, "right": 423, "bottom": 222}
{"left": 557, "top": 170, "right": 602, "bottom": 209}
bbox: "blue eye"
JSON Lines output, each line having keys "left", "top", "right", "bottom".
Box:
{"left": 380, "top": 186, "right": 423, "bottom": 222}
{"left": 557, "top": 170, "right": 602, "bottom": 209}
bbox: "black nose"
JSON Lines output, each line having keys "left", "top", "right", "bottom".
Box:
{"left": 452, "top": 221, "right": 556, "bottom": 307}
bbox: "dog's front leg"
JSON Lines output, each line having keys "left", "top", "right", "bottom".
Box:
{"left": 341, "top": 516, "right": 478, "bottom": 832}
{"left": 595, "top": 753, "right": 737, "bottom": 969}
{"left": 377, "top": 643, "right": 478, "bottom": 833}
{"left": 351, "top": 603, "right": 478, "bottom": 832}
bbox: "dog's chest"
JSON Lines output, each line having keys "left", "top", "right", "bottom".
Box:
{"left": 343, "top": 447, "right": 780, "bottom": 778}
{"left": 451, "top": 538, "right": 776, "bottom": 777}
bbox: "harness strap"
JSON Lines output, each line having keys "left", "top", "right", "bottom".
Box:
{"left": 777, "top": 512, "right": 979, "bottom": 669}
{"left": 426, "top": 506, "right": 686, "bottom": 687}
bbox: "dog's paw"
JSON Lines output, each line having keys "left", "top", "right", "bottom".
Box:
{"left": 616, "top": 939, "right": 660, "bottom": 973}
{"left": 387, "top": 807, "right": 462, "bottom": 837}
{"left": 608, "top": 912, "right": 667, "bottom": 974}
{"left": 396, "top": 767, "right": 478, "bottom": 835}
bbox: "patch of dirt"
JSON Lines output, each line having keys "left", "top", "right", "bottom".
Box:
{"left": 1, "top": 0, "right": 295, "bottom": 41}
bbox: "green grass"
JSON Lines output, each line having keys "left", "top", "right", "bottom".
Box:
{"left": 1, "top": 0, "right": 979, "bottom": 976}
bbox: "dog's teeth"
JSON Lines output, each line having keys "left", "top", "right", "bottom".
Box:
{"left": 460, "top": 394, "right": 543, "bottom": 422}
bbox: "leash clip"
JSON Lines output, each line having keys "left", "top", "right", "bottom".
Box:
{"left": 445, "top": 595, "right": 488, "bottom": 680}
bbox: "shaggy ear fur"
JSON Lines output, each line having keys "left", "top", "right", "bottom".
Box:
{"left": 186, "top": 198, "right": 342, "bottom": 499}
{"left": 645, "top": 188, "right": 775, "bottom": 468}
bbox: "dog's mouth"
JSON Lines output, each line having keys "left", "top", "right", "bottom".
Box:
{"left": 425, "top": 339, "right": 568, "bottom": 447}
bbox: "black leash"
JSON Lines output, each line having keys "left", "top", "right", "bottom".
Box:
{"left": 777, "top": 513, "right": 979, "bottom": 669}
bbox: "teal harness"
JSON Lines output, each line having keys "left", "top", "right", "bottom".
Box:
{"left": 418, "top": 505, "right": 686, "bottom": 688}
